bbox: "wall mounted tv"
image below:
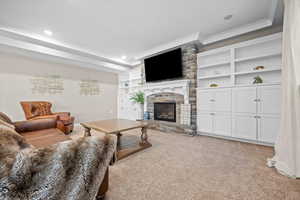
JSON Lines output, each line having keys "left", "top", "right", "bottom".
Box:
{"left": 144, "top": 48, "right": 182, "bottom": 82}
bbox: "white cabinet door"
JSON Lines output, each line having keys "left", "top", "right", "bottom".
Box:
{"left": 214, "top": 88, "right": 231, "bottom": 112}
{"left": 232, "top": 114, "right": 257, "bottom": 140}
{"left": 197, "top": 113, "right": 213, "bottom": 133}
{"left": 197, "top": 90, "right": 214, "bottom": 112}
{"left": 258, "top": 85, "right": 281, "bottom": 115}
{"left": 232, "top": 87, "right": 257, "bottom": 114}
{"left": 214, "top": 113, "right": 232, "bottom": 137}
{"left": 258, "top": 115, "right": 280, "bottom": 143}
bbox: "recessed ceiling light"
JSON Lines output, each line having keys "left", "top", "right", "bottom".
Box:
{"left": 43, "top": 30, "right": 53, "bottom": 36}
{"left": 121, "top": 55, "right": 127, "bottom": 60}
{"left": 224, "top": 15, "right": 233, "bottom": 20}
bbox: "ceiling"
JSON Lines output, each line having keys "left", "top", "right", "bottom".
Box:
{"left": 0, "top": 0, "right": 283, "bottom": 72}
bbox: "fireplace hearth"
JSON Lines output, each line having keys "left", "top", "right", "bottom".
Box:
{"left": 154, "top": 102, "right": 176, "bottom": 122}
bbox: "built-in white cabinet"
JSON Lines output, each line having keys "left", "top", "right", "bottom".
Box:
{"left": 197, "top": 88, "right": 231, "bottom": 112}
{"left": 197, "top": 112, "right": 231, "bottom": 137}
{"left": 258, "top": 115, "right": 280, "bottom": 143}
{"left": 232, "top": 87, "right": 257, "bottom": 114}
{"left": 257, "top": 85, "right": 281, "bottom": 115}
{"left": 197, "top": 33, "right": 282, "bottom": 145}
{"left": 197, "top": 88, "right": 232, "bottom": 137}
{"left": 214, "top": 113, "right": 232, "bottom": 137}
{"left": 197, "top": 113, "right": 213, "bottom": 133}
{"left": 197, "top": 91, "right": 214, "bottom": 112}
{"left": 197, "top": 84, "right": 281, "bottom": 145}
{"left": 232, "top": 113, "right": 257, "bottom": 140}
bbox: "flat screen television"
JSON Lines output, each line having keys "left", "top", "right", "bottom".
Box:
{"left": 144, "top": 48, "right": 182, "bottom": 82}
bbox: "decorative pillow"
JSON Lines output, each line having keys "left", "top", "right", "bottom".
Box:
{"left": 0, "top": 112, "right": 13, "bottom": 124}
{"left": 0, "top": 118, "right": 15, "bottom": 130}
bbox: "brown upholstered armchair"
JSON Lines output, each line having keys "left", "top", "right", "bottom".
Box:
{"left": 20, "top": 101, "right": 75, "bottom": 134}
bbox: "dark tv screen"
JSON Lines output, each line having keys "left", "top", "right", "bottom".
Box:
{"left": 144, "top": 48, "right": 182, "bottom": 82}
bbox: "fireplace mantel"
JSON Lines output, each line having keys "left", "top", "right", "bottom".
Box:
{"left": 143, "top": 79, "right": 190, "bottom": 104}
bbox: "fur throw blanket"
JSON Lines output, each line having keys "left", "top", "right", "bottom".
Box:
{"left": 0, "top": 125, "right": 116, "bottom": 200}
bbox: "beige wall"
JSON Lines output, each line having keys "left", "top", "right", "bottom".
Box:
{"left": 0, "top": 52, "right": 118, "bottom": 123}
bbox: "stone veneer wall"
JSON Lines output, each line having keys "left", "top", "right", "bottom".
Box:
{"left": 141, "top": 44, "right": 198, "bottom": 134}
{"left": 181, "top": 44, "right": 198, "bottom": 133}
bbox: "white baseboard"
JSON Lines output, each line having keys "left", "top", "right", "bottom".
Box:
{"left": 197, "top": 131, "right": 274, "bottom": 147}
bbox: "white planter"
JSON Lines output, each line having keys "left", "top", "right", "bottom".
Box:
{"left": 138, "top": 103, "right": 144, "bottom": 120}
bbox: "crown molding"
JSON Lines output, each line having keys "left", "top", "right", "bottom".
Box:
{"left": 200, "top": 1, "right": 280, "bottom": 45}
{"left": 0, "top": 27, "right": 133, "bottom": 73}
{"left": 201, "top": 19, "right": 273, "bottom": 45}
{"left": 134, "top": 33, "right": 200, "bottom": 60}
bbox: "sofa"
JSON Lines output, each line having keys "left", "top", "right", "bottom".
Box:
{"left": 0, "top": 112, "right": 115, "bottom": 200}
{"left": 20, "top": 101, "right": 75, "bottom": 134}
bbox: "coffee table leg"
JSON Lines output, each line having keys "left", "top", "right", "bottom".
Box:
{"left": 140, "top": 127, "right": 148, "bottom": 144}
{"left": 116, "top": 132, "right": 122, "bottom": 149}
{"left": 84, "top": 127, "right": 92, "bottom": 136}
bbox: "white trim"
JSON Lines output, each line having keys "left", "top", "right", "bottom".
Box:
{"left": 197, "top": 131, "right": 274, "bottom": 147}
{"left": 0, "top": 35, "right": 128, "bottom": 73}
{"left": 198, "top": 32, "right": 282, "bottom": 56}
{"left": 201, "top": 19, "right": 273, "bottom": 45}
{"left": 0, "top": 27, "right": 132, "bottom": 73}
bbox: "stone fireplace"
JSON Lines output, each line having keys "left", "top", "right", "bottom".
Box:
{"left": 142, "top": 79, "right": 192, "bottom": 134}
{"left": 154, "top": 102, "right": 176, "bottom": 122}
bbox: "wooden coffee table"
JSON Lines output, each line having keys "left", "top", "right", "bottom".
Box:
{"left": 80, "top": 119, "right": 152, "bottom": 162}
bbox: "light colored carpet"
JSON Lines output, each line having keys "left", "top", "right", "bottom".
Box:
{"left": 72, "top": 127, "right": 300, "bottom": 200}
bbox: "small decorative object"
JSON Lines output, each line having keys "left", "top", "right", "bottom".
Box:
{"left": 130, "top": 91, "right": 145, "bottom": 120}
{"left": 253, "top": 66, "right": 265, "bottom": 70}
{"left": 144, "top": 111, "right": 150, "bottom": 120}
{"left": 253, "top": 76, "right": 263, "bottom": 84}
{"left": 210, "top": 83, "right": 218, "bottom": 87}
{"left": 124, "top": 82, "right": 129, "bottom": 87}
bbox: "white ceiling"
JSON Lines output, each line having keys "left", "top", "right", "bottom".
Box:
{"left": 0, "top": 0, "right": 283, "bottom": 72}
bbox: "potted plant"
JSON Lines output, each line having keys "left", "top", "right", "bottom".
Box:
{"left": 253, "top": 76, "right": 263, "bottom": 84}
{"left": 130, "top": 91, "right": 145, "bottom": 120}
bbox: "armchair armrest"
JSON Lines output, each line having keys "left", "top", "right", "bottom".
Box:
{"left": 14, "top": 118, "right": 58, "bottom": 133}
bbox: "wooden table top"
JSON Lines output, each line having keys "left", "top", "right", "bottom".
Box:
{"left": 80, "top": 119, "right": 148, "bottom": 134}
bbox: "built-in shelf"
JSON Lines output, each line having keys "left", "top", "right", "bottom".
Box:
{"left": 234, "top": 68, "right": 281, "bottom": 76}
{"left": 198, "top": 74, "right": 231, "bottom": 80}
{"left": 197, "top": 32, "right": 282, "bottom": 89}
{"left": 196, "top": 82, "right": 281, "bottom": 90}
{"left": 235, "top": 51, "right": 281, "bottom": 63}
{"left": 198, "top": 61, "right": 230, "bottom": 69}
